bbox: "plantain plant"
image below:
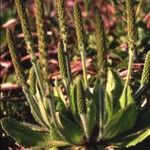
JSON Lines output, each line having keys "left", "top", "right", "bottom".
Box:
{"left": 1, "top": 0, "right": 150, "bottom": 149}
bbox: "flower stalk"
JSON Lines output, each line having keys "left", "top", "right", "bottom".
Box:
{"left": 74, "top": 2, "right": 88, "bottom": 88}
{"left": 6, "top": 28, "right": 26, "bottom": 88}
{"left": 94, "top": 7, "right": 107, "bottom": 139}
{"left": 94, "top": 7, "right": 107, "bottom": 86}
{"left": 34, "top": 0, "right": 50, "bottom": 89}
{"left": 124, "top": 0, "right": 137, "bottom": 89}
{"left": 57, "top": 40, "right": 70, "bottom": 94}
{"left": 56, "top": 0, "right": 72, "bottom": 83}
{"left": 6, "top": 28, "right": 50, "bottom": 128}
{"left": 15, "top": 0, "right": 45, "bottom": 97}
{"left": 15, "top": 0, "right": 56, "bottom": 126}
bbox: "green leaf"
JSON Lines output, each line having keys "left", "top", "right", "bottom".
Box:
{"left": 24, "top": 90, "right": 49, "bottom": 129}
{"left": 50, "top": 126, "right": 64, "bottom": 141}
{"left": 104, "top": 104, "right": 138, "bottom": 139}
{"left": 1, "top": 118, "right": 69, "bottom": 149}
{"left": 54, "top": 81, "right": 67, "bottom": 107}
{"left": 21, "top": 122, "right": 48, "bottom": 132}
{"left": 86, "top": 100, "right": 97, "bottom": 136}
{"left": 53, "top": 87, "right": 67, "bottom": 114}
{"left": 58, "top": 114, "right": 84, "bottom": 145}
{"left": 106, "top": 69, "right": 123, "bottom": 110}
{"left": 105, "top": 93, "right": 113, "bottom": 123}
{"left": 119, "top": 85, "right": 134, "bottom": 109}
{"left": 35, "top": 85, "right": 51, "bottom": 127}
{"left": 70, "top": 84, "right": 79, "bottom": 121}
{"left": 124, "top": 128, "right": 150, "bottom": 148}
{"left": 111, "top": 128, "right": 150, "bottom": 148}
{"left": 93, "top": 77, "right": 104, "bottom": 121}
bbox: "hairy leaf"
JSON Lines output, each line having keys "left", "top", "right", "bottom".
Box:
{"left": 93, "top": 77, "right": 104, "bottom": 121}
{"left": 70, "top": 84, "right": 79, "bottom": 122}
{"left": 111, "top": 128, "right": 150, "bottom": 148}
{"left": 86, "top": 100, "right": 97, "bottom": 136}
{"left": 58, "top": 114, "right": 84, "bottom": 145}
{"left": 106, "top": 69, "right": 123, "bottom": 108}
{"left": 119, "top": 85, "right": 134, "bottom": 109}
{"left": 1, "top": 118, "right": 69, "bottom": 149}
{"left": 104, "top": 104, "right": 138, "bottom": 139}
{"left": 35, "top": 85, "right": 51, "bottom": 127}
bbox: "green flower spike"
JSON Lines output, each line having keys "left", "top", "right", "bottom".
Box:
{"left": 124, "top": 0, "right": 137, "bottom": 87}
{"left": 74, "top": 2, "right": 88, "bottom": 88}
{"left": 94, "top": 8, "right": 108, "bottom": 139}
{"left": 126, "top": 0, "right": 137, "bottom": 52}
{"left": 121, "top": 0, "right": 137, "bottom": 107}
{"left": 34, "top": 0, "right": 52, "bottom": 96}
{"left": 56, "top": 0, "right": 67, "bottom": 44}
{"left": 56, "top": 0, "right": 72, "bottom": 83}
{"left": 15, "top": 0, "right": 35, "bottom": 58}
{"left": 15, "top": 0, "right": 47, "bottom": 97}
{"left": 6, "top": 28, "right": 26, "bottom": 88}
{"left": 94, "top": 7, "right": 107, "bottom": 84}
{"left": 141, "top": 51, "right": 150, "bottom": 85}
{"left": 34, "top": 0, "right": 49, "bottom": 75}
{"left": 73, "top": 2, "right": 85, "bottom": 50}
{"left": 57, "top": 41, "right": 68, "bottom": 79}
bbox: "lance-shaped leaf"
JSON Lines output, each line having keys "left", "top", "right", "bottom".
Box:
{"left": 53, "top": 86, "right": 67, "bottom": 114}
{"left": 110, "top": 128, "right": 150, "bottom": 148}
{"left": 86, "top": 100, "right": 97, "bottom": 137}
{"left": 93, "top": 77, "right": 105, "bottom": 140}
{"left": 119, "top": 85, "right": 134, "bottom": 109}
{"left": 104, "top": 103, "right": 138, "bottom": 139}
{"left": 1, "top": 118, "right": 69, "bottom": 149}
{"left": 93, "top": 77, "right": 105, "bottom": 121}
{"left": 57, "top": 114, "right": 84, "bottom": 145}
{"left": 27, "top": 67, "right": 36, "bottom": 94}
{"left": 23, "top": 88, "right": 51, "bottom": 129}
{"left": 34, "top": 85, "right": 51, "bottom": 127}
{"left": 70, "top": 83, "right": 80, "bottom": 122}
{"left": 6, "top": 28, "right": 47, "bottom": 128}
{"left": 106, "top": 69, "right": 123, "bottom": 109}
{"left": 105, "top": 69, "right": 123, "bottom": 122}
